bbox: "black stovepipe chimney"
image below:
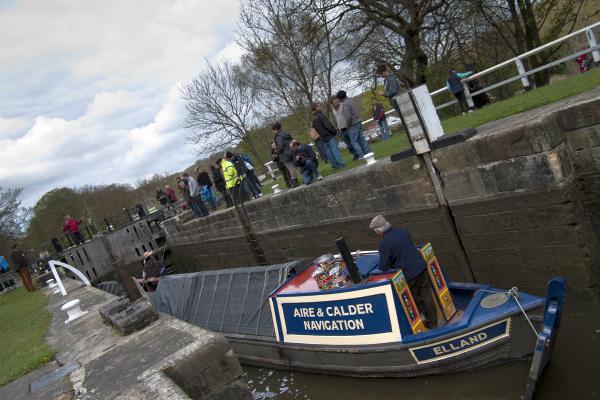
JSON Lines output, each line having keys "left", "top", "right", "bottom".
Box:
{"left": 335, "top": 237, "right": 363, "bottom": 284}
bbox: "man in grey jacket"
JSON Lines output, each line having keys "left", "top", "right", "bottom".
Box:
{"left": 377, "top": 64, "right": 402, "bottom": 116}
{"left": 377, "top": 64, "right": 415, "bottom": 150}
{"left": 335, "top": 90, "right": 371, "bottom": 159}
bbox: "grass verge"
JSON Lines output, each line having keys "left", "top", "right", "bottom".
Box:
{"left": 259, "top": 68, "right": 599, "bottom": 193}
{"left": 0, "top": 287, "right": 54, "bottom": 387}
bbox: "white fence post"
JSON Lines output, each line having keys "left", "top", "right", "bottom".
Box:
{"left": 463, "top": 83, "right": 475, "bottom": 109}
{"left": 515, "top": 57, "right": 531, "bottom": 90}
{"left": 586, "top": 28, "right": 600, "bottom": 62}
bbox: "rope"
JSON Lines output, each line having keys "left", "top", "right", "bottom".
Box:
{"left": 507, "top": 287, "right": 540, "bottom": 339}
{"left": 475, "top": 287, "right": 540, "bottom": 339}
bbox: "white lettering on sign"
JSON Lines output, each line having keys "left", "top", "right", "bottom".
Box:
{"left": 293, "top": 307, "right": 315, "bottom": 318}
{"left": 432, "top": 332, "right": 489, "bottom": 356}
{"left": 291, "top": 303, "right": 375, "bottom": 333}
{"left": 325, "top": 303, "right": 374, "bottom": 317}
{"left": 303, "top": 319, "right": 365, "bottom": 331}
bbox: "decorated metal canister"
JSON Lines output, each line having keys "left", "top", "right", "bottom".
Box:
{"left": 314, "top": 254, "right": 335, "bottom": 272}
{"left": 311, "top": 266, "right": 328, "bottom": 289}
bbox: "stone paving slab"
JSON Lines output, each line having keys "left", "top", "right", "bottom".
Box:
{"left": 0, "top": 361, "right": 72, "bottom": 400}
{"left": 1, "top": 279, "right": 251, "bottom": 400}
{"left": 30, "top": 362, "right": 79, "bottom": 393}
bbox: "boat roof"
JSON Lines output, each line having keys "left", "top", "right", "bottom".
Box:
{"left": 150, "top": 260, "right": 311, "bottom": 336}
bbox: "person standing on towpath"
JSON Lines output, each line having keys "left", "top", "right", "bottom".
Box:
{"left": 369, "top": 215, "right": 438, "bottom": 329}
{"left": 10, "top": 244, "right": 36, "bottom": 292}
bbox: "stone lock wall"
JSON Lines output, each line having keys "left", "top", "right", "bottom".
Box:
{"left": 164, "top": 89, "right": 600, "bottom": 298}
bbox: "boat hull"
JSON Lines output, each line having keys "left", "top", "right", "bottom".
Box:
{"left": 226, "top": 308, "right": 542, "bottom": 378}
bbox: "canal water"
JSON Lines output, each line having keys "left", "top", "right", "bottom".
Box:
{"left": 243, "top": 300, "right": 600, "bottom": 399}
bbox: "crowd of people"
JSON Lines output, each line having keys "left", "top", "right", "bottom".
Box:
{"left": 155, "top": 150, "right": 266, "bottom": 218}
{"left": 80, "top": 67, "right": 490, "bottom": 226}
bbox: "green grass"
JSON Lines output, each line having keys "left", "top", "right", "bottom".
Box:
{"left": 261, "top": 131, "right": 410, "bottom": 193}
{"left": 0, "top": 287, "right": 54, "bottom": 387}
{"left": 259, "top": 68, "right": 600, "bottom": 193}
{"left": 441, "top": 67, "right": 600, "bottom": 134}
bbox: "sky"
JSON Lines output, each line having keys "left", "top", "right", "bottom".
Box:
{"left": 0, "top": 0, "right": 244, "bottom": 207}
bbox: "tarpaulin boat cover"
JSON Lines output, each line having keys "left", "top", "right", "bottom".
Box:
{"left": 150, "top": 259, "right": 312, "bottom": 337}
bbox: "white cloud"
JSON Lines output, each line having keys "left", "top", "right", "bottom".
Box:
{"left": 0, "top": 116, "right": 31, "bottom": 139}
{"left": 212, "top": 40, "right": 246, "bottom": 63}
{"left": 0, "top": 0, "right": 241, "bottom": 207}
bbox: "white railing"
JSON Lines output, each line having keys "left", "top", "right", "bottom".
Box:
{"left": 362, "top": 20, "right": 600, "bottom": 121}
{"left": 265, "top": 22, "right": 600, "bottom": 174}
{"left": 430, "top": 21, "right": 600, "bottom": 110}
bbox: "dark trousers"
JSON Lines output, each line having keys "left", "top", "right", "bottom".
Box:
{"left": 315, "top": 138, "right": 329, "bottom": 162}
{"left": 18, "top": 267, "right": 36, "bottom": 292}
{"left": 341, "top": 129, "right": 357, "bottom": 158}
{"left": 278, "top": 165, "right": 292, "bottom": 188}
{"left": 453, "top": 90, "right": 470, "bottom": 113}
{"left": 72, "top": 231, "right": 84, "bottom": 244}
{"left": 244, "top": 171, "right": 261, "bottom": 198}
{"left": 408, "top": 270, "right": 437, "bottom": 329}
{"left": 189, "top": 196, "right": 209, "bottom": 217}
{"left": 230, "top": 183, "right": 246, "bottom": 205}
{"left": 216, "top": 183, "right": 233, "bottom": 207}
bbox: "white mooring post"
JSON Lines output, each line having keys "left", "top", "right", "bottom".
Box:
{"left": 586, "top": 28, "right": 600, "bottom": 63}
{"left": 61, "top": 299, "right": 88, "bottom": 324}
{"left": 514, "top": 57, "right": 531, "bottom": 90}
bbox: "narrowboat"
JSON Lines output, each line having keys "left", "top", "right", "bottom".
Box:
{"left": 150, "top": 239, "right": 565, "bottom": 399}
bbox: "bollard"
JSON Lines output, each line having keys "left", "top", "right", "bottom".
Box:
{"left": 363, "top": 152, "right": 376, "bottom": 165}
{"left": 61, "top": 299, "right": 88, "bottom": 324}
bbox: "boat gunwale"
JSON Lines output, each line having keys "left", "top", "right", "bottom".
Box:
{"left": 224, "top": 301, "right": 544, "bottom": 353}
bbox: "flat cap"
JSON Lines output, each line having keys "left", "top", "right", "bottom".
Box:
{"left": 369, "top": 215, "right": 391, "bottom": 232}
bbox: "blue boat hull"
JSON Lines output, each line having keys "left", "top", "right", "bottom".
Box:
{"left": 225, "top": 306, "right": 543, "bottom": 377}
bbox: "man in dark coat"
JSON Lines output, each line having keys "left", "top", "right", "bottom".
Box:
{"left": 270, "top": 142, "right": 292, "bottom": 188}
{"left": 196, "top": 168, "right": 213, "bottom": 189}
{"left": 10, "top": 244, "right": 36, "bottom": 292}
{"left": 272, "top": 122, "right": 298, "bottom": 187}
{"left": 369, "top": 215, "right": 437, "bottom": 329}
{"left": 311, "top": 102, "right": 345, "bottom": 169}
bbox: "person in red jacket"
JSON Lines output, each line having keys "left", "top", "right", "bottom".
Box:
{"left": 164, "top": 185, "right": 178, "bottom": 204}
{"left": 63, "top": 215, "right": 85, "bottom": 244}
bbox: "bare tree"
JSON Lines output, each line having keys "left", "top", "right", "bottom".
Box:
{"left": 321, "top": 0, "right": 451, "bottom": 87}
{"left": 471, "top": 0, "right": 587, "bottom": 87}
{"left": 0, "top": 187, "right": 24, "bottom": 238}
{"left": 181, "top": 59, "right": 262, "bottom": 159}
{"left": 237, "top": 0, "right": 357, "bottom": 127}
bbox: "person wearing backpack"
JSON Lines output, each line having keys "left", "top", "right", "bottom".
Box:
{"left": 241, "top": 154, "right": 262, "bottom": 198}
{"left": 272, "top": 122, "right": 298, "bottom": 187}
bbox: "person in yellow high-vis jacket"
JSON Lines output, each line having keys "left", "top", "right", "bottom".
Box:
{"left": 221, "top": 153, "right": 243, "bottom": 204}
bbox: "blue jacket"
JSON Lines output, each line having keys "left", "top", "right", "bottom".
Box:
{"left": 378, "top": 227, "right": 426, "bottom": 280}
{"left": 200, "top": 186, "right": 213, "bottom": 201}
{"left": 446, "top": 71, "right": 472, "bottom": 93}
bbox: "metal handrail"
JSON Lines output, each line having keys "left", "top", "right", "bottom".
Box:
{"left": 363, "top": 20, "right": 600, "bottom": 120}
{"left": 430, "top": 21, "right": 600, "bottom": 96}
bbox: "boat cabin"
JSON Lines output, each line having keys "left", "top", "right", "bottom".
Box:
{"left": 268, "top": 243, "right": 538, "bottom": 351}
